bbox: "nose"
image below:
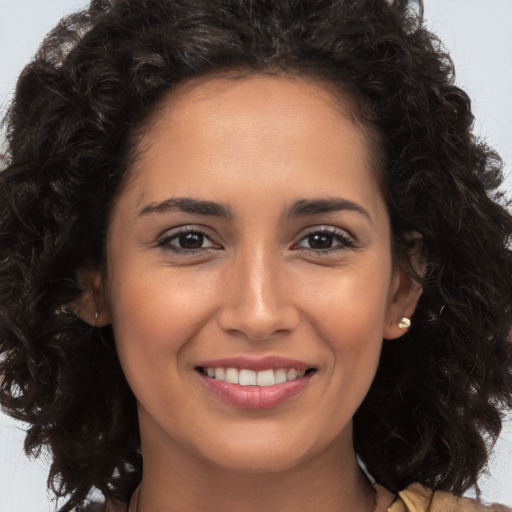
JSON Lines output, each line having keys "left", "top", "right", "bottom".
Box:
{"left": 217, "top": 248, "right": 300, "bottom": 341}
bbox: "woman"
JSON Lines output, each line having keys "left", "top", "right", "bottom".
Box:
{"left": 1, "top": 0, "right": 511, "bottom": 511}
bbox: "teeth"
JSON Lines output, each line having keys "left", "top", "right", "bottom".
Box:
{"left": 239, "top": 369, "right": 257, "bottom": 386}
{"left": 256, "top": 369, "right": 274, "bottom": 386}
{"left": 225, "top": 368, "right": 238, "bottom": 384}
{"left": 287, "top": 369, "right": 297, "bottom": 380}
{"left": 204, "top": 367, "right": 308, "bottom": 386}
{"left": 274, "top": 369, "right": 287, "bottom": 384}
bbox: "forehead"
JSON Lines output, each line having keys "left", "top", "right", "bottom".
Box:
{"left": 133, "top": 75, "right": 377, "bottom": 174}
{"left": 147, "top": 74, "right": 356, "bottom": 131}
{"left": 121, "top": 75, "right": 385, "bottom": 217}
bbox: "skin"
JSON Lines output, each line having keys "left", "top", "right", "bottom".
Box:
{"left": 81, "top": 75, "right": 421, "bottom": 511}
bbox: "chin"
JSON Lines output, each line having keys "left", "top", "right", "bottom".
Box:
{"left": 209, "top": 448, "right": 310, "bottom": 474}
{"left": 193, "top": 431, "right": 328, "bottom": 475}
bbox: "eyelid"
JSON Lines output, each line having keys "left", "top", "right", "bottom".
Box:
{"left": 292, "top": 225, "right": 356, "bottom": 251}
{"left": 156, "top": 225, "right": 222, "bottom": 252}
{"left": 154, "top": 224, "right": 356, "bottom": 254}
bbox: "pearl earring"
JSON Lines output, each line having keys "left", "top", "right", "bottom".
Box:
{"left": 398, "top": 317, "right": 411, "bottom": 330}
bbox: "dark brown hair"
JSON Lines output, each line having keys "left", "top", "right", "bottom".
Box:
{"left": 1, "top": 0, "right": 511, "bottom": 510}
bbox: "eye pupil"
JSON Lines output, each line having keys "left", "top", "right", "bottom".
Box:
{"left": 308, "top": 233, "right": 333, "bottom": 249}
{"left": 179, "top": 232, "right": 204, "bottom": 249}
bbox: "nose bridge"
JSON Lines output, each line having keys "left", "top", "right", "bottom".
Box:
{"left": 217, "top": 242, "right": 299, "bottom": 340}
{"left": 242, "top": 243, "right": 275, "bottom": 308}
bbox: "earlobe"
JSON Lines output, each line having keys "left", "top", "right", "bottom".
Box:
{"left": 383, "top": 234, "right": 424, "bottom": 340}
{"left": 72, "top": 267, "right": 111, "bottom": 327}
{"left": 383, "top": 274, "right": 422, "bottom": 340}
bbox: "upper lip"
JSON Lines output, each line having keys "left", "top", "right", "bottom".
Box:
{"left": 196, "top": 355, "right": 315, "bottom": 372}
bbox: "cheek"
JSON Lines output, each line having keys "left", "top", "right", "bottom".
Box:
{"left": 106, "top": 264, "right": 221, "bottom": 381}
{"left": 299, "top": 259, "right": 392, "bottom": 394}
{"left": 300, "top": 261, "right": 393, "bottom": 343}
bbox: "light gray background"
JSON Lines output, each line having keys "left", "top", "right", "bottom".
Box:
{"left": 1, "top": 0, "right": 511, "bottom": 510}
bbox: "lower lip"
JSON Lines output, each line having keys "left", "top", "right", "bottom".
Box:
{"left": 198, "top": 371, "right": 313, "bottom": 410}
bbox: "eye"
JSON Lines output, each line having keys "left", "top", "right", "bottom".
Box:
{"left": 294, "top": 227, "right": 355, "bottom": 252}
{"left": 157, "top": 228, "right": 219, "bottom": 252}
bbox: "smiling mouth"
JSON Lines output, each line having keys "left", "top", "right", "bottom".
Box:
{"left": 196, "top": 367, "right": 317, "bottom": 387}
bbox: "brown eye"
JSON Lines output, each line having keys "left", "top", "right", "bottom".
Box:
{"left": 307, "top": 233, "right": 335, "bottom": 249}
{"left": 295, "top": 228, "right": 355, "bottom": 252}
{"left": 177, "top": 232, "right": 206, "bottom": 249}
{"left": 158, "top": 228, "right": 218, "bottom": 252}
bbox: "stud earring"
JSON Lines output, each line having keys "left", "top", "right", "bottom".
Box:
{"left": 398, "top": 317, "right": 411, "bottom": 330}
{"left": 94, "top": 311, "right": 99, "bottom": 322}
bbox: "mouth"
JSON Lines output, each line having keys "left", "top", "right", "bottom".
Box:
{"left": 195, "top": 357, "right": 317, "bottom": 409}
{"left": 196, "top": 366, "right": 317, "bottom": 386}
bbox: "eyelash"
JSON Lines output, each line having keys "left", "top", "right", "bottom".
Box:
{"left": 156, "top": 226, "right": 355, "bottom": 255}
{"left": 293, "top": 226, "right": 355, "bottom": 253}
{"left": 157, "top": 227, "right": 219, "bottom": 255}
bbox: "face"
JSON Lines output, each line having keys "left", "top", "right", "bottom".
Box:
{"left": 89, "top": 76, "right": 417, "bottom": 474}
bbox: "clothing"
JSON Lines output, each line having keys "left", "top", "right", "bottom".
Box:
{"left": 77, "top": 482, "right": 511, "bottom": 512}
{"left": 388, "top": 483, "right": 511, "bottom": 512}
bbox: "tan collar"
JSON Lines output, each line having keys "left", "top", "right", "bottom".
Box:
{"left": 373, "top": 483, "right": 397, "bottom": 512}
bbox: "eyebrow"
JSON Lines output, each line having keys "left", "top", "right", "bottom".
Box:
{"left": 288, "top": 198, "right": 372, "bottom": 223}
{"left": 137, "top": 196, "right": 371, "bottom": 222}
{"left": 138, "top": 198, "right": 232, "bottom": 218}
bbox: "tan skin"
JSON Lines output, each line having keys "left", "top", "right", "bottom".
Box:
{"left": 79, "top": 75, "right": 422, "bottom": 512}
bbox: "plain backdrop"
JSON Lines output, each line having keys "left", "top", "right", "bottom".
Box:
{"left": 1, "top": 0, "right": 511, "bottom": 510}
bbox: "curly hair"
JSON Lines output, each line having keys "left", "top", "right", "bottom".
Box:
{"left": 1, "top": 0, "right": 511, "bottom": 510}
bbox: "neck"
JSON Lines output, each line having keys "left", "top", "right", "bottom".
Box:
{"left": 135, "top": 422, "right": 376, "bottom": 512}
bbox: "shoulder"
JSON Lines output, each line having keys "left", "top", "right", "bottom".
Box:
{"left": 388, "top": 483, "right": 511, "bottom": 512}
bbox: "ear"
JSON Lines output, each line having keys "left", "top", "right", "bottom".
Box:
{"left": 383, "top": 233, "right": 424, "bottom": 340}
{"left": 72, "top": 267, "right": 111, "bottom": 327}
